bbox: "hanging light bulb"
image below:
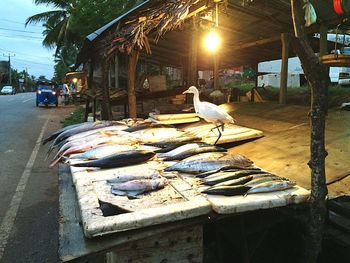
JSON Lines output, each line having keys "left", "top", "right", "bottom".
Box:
{"left": 204, "top": 1, "right": 221, "bottom": 52}
{"left": 204, "top": 30, "right": 221, "bottom": 52}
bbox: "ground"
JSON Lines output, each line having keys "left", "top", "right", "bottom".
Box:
{"left": 0, "top": 93, "right": 76, "bottom": 263}
{"left": 225, "top": 102, "right": 350, "bottom": 198}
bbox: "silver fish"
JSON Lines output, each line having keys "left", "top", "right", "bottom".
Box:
{"left": 247, "top": 180, "right": 296, "bottom": 194}
{"left": 110, "top": 178, "right": 166, "bottom": 192}
{"left": 165, "top": 152, "right": 253, "bottom": 174}
{"left": 106, "top": 172, "right": 162, "bottom": 184}
{"left": 244, "top": 176, "right": 282, "bottom": 187}
{"left": 69, "top": 144, "right": 137, "bottom": 160}
{"left": 157, "top": 143, "right": 227, "bottom": 161}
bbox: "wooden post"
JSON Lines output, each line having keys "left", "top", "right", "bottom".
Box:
{"left": 291, "top": 1, "right": 330, "bottom": 261}
{"left": 127, "top": 50, "right": 139, "bottom": 118}
{"left": 101, "top": 58, "right": 112, "bottom": 120}
{"left": 85, "top": 59, "right": 94, "bottom": 121}
{"left": 115, "top": 53, "right": 119, "bottom": 90}
{"left": 279, "top": 33, "right": 290, "bottom": 104}
{"left": 187, "top": 16, "right": 199, "bottom": 87}
{"left": 213, "top": 53, "right": 219, "bottom": 90}
{"left": 319, "top": 25, "right": 328, "bottom": 56}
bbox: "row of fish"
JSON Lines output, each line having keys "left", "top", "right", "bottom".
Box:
{"left": 199, "top": 168, "right": 296, "bottom": 196}
{"left": 44, "top": 120, "right": 205, "bottom": 168}
{"left": 44, "top": 120, "right": 297, "bottom": 199}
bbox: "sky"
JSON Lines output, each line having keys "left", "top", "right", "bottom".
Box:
{"left": 0, "top": 0, "right": 55, "bottom": 79}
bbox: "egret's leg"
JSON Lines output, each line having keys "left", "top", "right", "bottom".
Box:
{"left": 214, "top": 126, "right": 222, "bottom": 145}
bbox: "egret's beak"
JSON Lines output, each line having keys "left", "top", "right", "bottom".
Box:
{"left": 183, "top": 90, "right": 190, "bottom": 94}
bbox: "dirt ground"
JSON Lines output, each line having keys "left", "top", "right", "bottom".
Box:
{"left": 224, "top": 102, "right": 350, "bottom": 198}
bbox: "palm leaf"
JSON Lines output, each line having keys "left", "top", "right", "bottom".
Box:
{"left": 25, "top": 10, "right": 66, "bottom": 26}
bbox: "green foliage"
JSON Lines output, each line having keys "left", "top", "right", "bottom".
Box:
{"left": 27, "top": 0, "right": 143, "bottom": 82}
{"left": 63, "top": 107, "right": 85, "bottom": 127}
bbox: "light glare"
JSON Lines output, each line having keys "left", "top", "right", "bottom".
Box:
{"left": 204, "top": 30, "right": 220, "bottom": 52}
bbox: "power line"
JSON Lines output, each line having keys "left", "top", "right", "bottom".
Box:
{"left": 0, "top": 33, "right": 44, "bottom": 41}
{"left": 12, "top": 57, "right": 54, "bottom": 67}
{"left": 0, "top": 19, "right": 42, "bottom": 28}
{"left": 0, "top": 46, "right": 52, "bottom": 60}
{"left": 0, "top": 27, "right": 43, "bottom": 35}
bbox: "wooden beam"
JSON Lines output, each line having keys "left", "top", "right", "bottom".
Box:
{"left": 127, "top": 50, "right": 139, "bottom": 118}
{"left": 229, "top": 36, "right": 281, "bottom": 51}
{"left": 213, "top": 54, "right": 219, "bottom": 90}
{"left": 279, "top": 33, "right": 290, "bottom": 104}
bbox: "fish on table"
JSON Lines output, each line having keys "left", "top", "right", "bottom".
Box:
{"left": 206, "top": 173, "right": 272, "bottom": 187}
{"left": 165, "top": 152, "right": 253, "bottom": 174}
{"left": 157, "top": 142, "right": 227, "bottom": 161}
{"left": 247, "top": 180, "right": 296, "bottom": 194}
{"left": 68, "top": 144, "right": 137, "bottom": 161}
{"left": 110, "top": 178, "right": 166, "bottom": 197}
{"left": 202, "top": 185, "right": 251, "bottom": 196}
{"left": 42, "top": 122, "right": 86, "bottom": 145}
{"left": 70, "top": 150, "right": 156, "bottom": 169}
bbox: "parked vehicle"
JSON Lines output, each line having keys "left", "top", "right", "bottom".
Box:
{"left": 36, "top": 81, "right": 58, "bottom": 107}
{"left": 1, "top": 85, "right": 15, "bottom": 95}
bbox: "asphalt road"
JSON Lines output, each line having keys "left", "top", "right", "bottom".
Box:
{"left": 0, "top": 92, "right": 74, "bottom": 263}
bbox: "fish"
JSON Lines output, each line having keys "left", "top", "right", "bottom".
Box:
{"left": 196, "top": 166, "right": 261, "bottom": 178}
{"left": 244, "top": 176, "right": 282, "bottom": 187}
{"left": 106, "top": 171, "right": 162, "bottom": 183}
{"left": 111, "top": 188, "right": 146, "bottom": 198}
{"left": 202, "top": 185, "right": 251, "bottom": 196}
{"left": 49, "top": 135, "right": 139, "bottom": 167}
{"left": 42, "top": 122, "right": 86, "bottom": 145}
{"left": 157, "top": 143, "right": 227, "bottom": 161}
{"left": 165, "top": 153, "right": 253, "bottom": 174}
{"left": 69, "top": 144, "right": 137, "bottom": 160}
{"left": 110, "top": 178, "right": 166, "bottom": 194}
{"left": 203, "top": 173, "right": 272, "bottom": 186}
{"left": 247, "top": 180, "right": 296, "bottom": 194}
{"left": 70, "top": 150, "right": 156, "bottom": 169}
{"left": 203, "top": 169, "right": 267, "bottom": 181}
{"left": 66, "top": 125, "right": 128, "bottom": 142}
{"left": 49, "top": 121, "right": 117, "bottom": 149}
{"left": 146, "top": 135, "right": 200, "bottom": 148}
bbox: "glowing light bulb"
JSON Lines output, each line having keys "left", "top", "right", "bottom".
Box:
{"left": 204, "top": 30, "right": 220, "bottom": 52}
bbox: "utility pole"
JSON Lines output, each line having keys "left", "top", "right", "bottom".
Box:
{"left": 3, "top": 53, "right": 15, "bottom": 85}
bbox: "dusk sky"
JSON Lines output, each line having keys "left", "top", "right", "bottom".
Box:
{"left": 0, "top": 0, "right": 55, "bottom": 79}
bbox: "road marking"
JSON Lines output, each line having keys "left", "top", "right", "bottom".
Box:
{"left": 22, "top": 98, "right": 34, "bottom": 103}
{"left": 0, "top": 119, "right": 49, "bottom": 260}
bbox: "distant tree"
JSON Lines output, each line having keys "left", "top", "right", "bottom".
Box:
{"left": 27, "top": 0, "right": 143, "bottom": 81}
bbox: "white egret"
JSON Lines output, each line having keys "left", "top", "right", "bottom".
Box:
{"left": 183, "top": 86, "right": 235, "bottom": 145}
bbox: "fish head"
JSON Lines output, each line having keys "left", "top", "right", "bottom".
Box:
{"left": 183, "top": 86, "right": 198, "bottom": 95}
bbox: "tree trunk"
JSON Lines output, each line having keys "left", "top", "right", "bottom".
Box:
{"left": 290, "top": 1, "right": 329, "bottom": 262}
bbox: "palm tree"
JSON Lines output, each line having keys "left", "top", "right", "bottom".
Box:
{"left": 25, "top": 0, "right": 77, "bottom": 52}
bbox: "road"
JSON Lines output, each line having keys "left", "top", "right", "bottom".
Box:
{"left": 0, "top": 92, "right": 74, "bottom": 263}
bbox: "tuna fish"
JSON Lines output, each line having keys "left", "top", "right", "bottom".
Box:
{"left": 71, "top": 150, "right": 156, "bottom": 169}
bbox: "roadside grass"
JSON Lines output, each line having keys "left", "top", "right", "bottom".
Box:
{"left": 63, "top": 107, "right": 85, "bottom": 127}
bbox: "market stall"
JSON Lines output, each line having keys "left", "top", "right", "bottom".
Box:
{"left": 46, "top": 118, "right": 311, "bottom": 262}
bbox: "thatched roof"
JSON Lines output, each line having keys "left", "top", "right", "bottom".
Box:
{"left": 76, "top": 0, "right": 349, "bottom": 69}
